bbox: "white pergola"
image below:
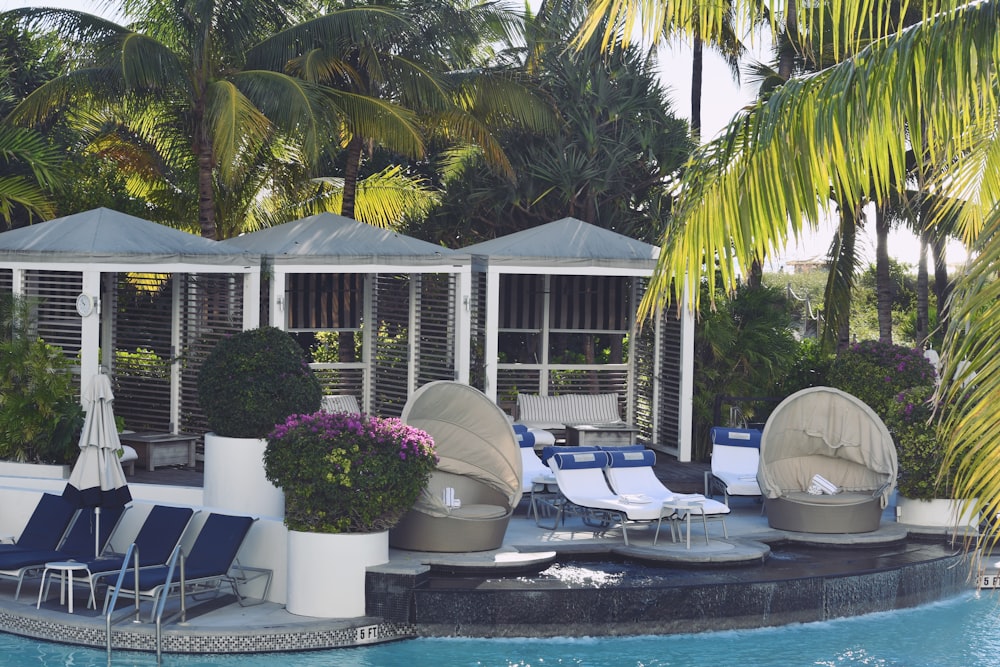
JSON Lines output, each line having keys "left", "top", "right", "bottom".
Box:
{"left": 0, "top": 208, "right": 260, "bottom": 432}
{"left": 462, "top": 217, "right": 695, "bottom": 461}
{"left": 223, "top": 213, "right": 471, "bottom": 416}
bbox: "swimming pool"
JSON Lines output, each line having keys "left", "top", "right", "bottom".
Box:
{"left": 4, "top": 591, "right": 998, "bottom": 666}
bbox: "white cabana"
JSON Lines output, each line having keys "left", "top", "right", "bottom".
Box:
{"left": 462, "top": 217, "right": 695, "bottom": 461}
{"left": 223, "top": 213, "right": 471, "bottom": 416}
{"left": 0, "top": 208, "right": 260, "bottom": 434}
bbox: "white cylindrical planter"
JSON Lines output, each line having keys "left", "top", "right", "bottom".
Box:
{"left": 286, "top": 530, "right": 389, "bottom": 618}
{"left": 896, "top": 496, "right": 979, "bottom": 528}
{"left": 203, "top": 433, "right": 284, "bottom": 518}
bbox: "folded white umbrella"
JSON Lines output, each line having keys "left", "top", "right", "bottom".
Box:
{"left": 63, "top": 373, "right": 132, "bottom": 557}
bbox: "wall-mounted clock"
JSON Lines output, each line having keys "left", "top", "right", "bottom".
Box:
{"left": 75, "top": 293, "right": 94, "bottom": 317}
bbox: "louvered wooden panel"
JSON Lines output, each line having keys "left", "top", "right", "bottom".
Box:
{"left": 547, "top": 368, "right": 629, "bottom": 417}
{"left": 657, "top": 304, "right": 683, "bottom": 450}
{"left": 496, "top": 368, "right": 543, "bottom": 415}
{"left": 371, "top": 274, "right": 410, "bottom": 417}
{"left": 499, "top": 274, "right": 543, "bottom": 329}
{"left": 415, "top": 273, "right": 457, "bottom": 386}
{"left": 549, "top": 275, "right": 630, "bottom": 331}
{"left": 632, "top": 286, "right": 656, "bottom": 443}
{"left": 0, "top": 269, "right": 11, "bottom": 293}
{"left": 469, "top": 271, "right": 487, "bottom": 391}
{"left": 111, "top": 273, "right": 172, "bottom": 432}
{"left": 310, "top": 365, "right": 365, "bottom": 400}
{"left": 24, "top": 270, "right": 81, "bottom": 359}
{"left": 287, "top": 273, "right": 362, "bottom": 329}
{"left": 178, "top": 273, "right": 245, "bottom": 442}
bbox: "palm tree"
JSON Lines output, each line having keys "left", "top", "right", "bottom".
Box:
{"left": 246, "top": 0, "right": 552, "bottom": 221}
{"left": 2, "top": 1, "right": 348, "bottom": 239}
{"left": 579, "top": 0, "right": 1000, "bottom": 543}
{"left": 0, "top": 123, "right": 59, "bottom": 225}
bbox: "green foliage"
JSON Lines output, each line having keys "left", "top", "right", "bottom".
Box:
{"left": 265, "top": 411, "right": 438, "bottom": 533}
{"left": 0, "top": 337, "right": 82, "bottom": 464}
{"left": 115, "top": 347, "right": 169, "bottom": 379}
{"left": 777, "top": 337, "right": 834, "bottom": 396}
{"left": 826, "top": 340, "right": 935, "bottom": 417}
{"left": 197, "top": 327, "right": 322, "bottom": 439}
{"left": 884, "top": 385, "right": 955, "bottom": 500}
{"left": 693, "top": 281, "right": 798, "bottom": 461}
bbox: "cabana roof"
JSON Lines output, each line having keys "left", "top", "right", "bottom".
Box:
{"left": 463, "top": 217, "right": 659, "bottom": 271}
{"left": 223, "top": 212, "right": 467, "bottom": 267}
{"left": 0, "top": 208, "right": 253, "bottom": 267}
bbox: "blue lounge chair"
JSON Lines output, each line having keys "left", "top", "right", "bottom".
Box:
{"left": 0, "top": 504, "right": 127, "bottom": 599}
{"left": 0, "top": 493, "right": 77, "bottom": 553}
{"left": 104, "top": 513, "right": 256, "bottom": 619}
{"left": 70, "top": 505, "right": 196, "bottom": 600}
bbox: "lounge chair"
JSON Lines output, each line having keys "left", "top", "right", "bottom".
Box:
{"left": 69, "top": 505, "right": 196, "bottom": 602}
{"left": 0, "top": 503, "right": 127, "bottom": 600}
{"left": 604, "top": 449, "right": 730, "bottom": 547}
{"left": 546, "top": 451, "right": 665, "bottom": 545}
{"left": 0, "top": 493, "right": 77, "bottom": 554}
{"left": 514, "top": 424, "right": 556, "bottom": 494}
{"left": 103, "top": 512, "right": 255, "bottom": 620}
{"left": 705, "top": 427, "right": 763, "bottom": 506}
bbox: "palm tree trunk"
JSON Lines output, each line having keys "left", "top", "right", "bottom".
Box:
{"left": 691, "top": 35, "right": 703, "bottom": 141}
{"left": 875, "top": 204, "right": 892, "bottom": 343}
{"left": 193, "top": 104, "right": 217, "bottom": 240}
{"left": 931, "top": 232, "right": 951, "bottom": 327}
{"left": 341, "top": 135, "right": 364, "bottom": 220}
{"left": 916, "top": 230, "right": 930, "bottom": 347}
{"left": 778, "top": 0, "right": 798, "bottom": 81}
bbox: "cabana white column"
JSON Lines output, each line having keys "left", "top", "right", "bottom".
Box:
{"left": 78, "top": 270, "right": 101, "bottom": 389}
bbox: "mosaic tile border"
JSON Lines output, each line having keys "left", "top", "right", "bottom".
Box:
{"left": 0, "top": 609, "right": 415, "bottom": 654}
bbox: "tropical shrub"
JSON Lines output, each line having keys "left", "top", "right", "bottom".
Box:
{"left": 0, "top": 337, "right": 83, "bottom": 464}
{"left": 826, "top": 340, "right": 935, "bottom": 417}
{"left": 197, "top": 326, "right": 322, "bottom": 438}
{"left": 884, "top": 385, "right": 956, "bottom": 500}
{"left": 265, "top": 411, "right": 438, "bottom": 534}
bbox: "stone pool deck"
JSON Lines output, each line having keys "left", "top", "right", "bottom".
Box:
{"left": 0, "top": 460, "right": 989, "bottom": 656}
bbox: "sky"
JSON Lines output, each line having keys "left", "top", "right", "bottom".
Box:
{"left": 2, "top": 0, "right": 969, "bottom": 270}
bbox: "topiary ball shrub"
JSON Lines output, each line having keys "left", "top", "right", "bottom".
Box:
{"left": 197, "top": 326, "right": 322, "bottom": 439}
{"left": 265, "top": 411, "right": 438, "bottom": 534}
{"left": 826, "top": 340, "right": 935, "bottom": 417}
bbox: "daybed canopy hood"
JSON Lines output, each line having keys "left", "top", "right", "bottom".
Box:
{"left": 758, "top": 386, "right": 898, "bottom": 534}
{"left": 759, "top": 386, "right": 897, "bottom": 501}
{"left": 390, "top": 381, "right": 521, "bottom": 552}
{"left": 401, "top": 381, "right": 522, "bottom": 509}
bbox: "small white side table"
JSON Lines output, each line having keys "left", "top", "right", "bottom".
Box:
{"left": 655, "top": 497, "right": 710, "bottom": 549}
{"left": 37, "top": 561, "right": 94, "bottom": 614}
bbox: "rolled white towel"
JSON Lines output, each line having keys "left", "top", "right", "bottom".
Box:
{"left": 810, "top": 474, "right": 840, "bottom": 495}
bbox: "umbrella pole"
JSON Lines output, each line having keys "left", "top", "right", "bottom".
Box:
{"left": 95, "top": 507, "right": 101, "bottom": 558}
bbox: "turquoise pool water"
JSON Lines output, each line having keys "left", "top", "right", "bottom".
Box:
{"left": 5, "top": 592, "right": 999, "bottom": 666}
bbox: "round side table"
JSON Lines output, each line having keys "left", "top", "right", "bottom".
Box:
{"left": 37, "top": 561, "right": 94, "bottom": 614}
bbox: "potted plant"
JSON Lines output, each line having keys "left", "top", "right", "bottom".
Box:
{"left": 265, "top": 411, "right": 437, "bottom": 618}
{"left": 887, "top": 385, "right": 977, "bottom": 529}
{"left": 197, "top": 326, "right": 322, "bottom": 516}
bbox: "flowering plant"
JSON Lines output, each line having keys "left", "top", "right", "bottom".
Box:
{"left": 264, "top": 411, "right": 437, "bottom": 534}
{"left": 827, "top": 340, "right": 935, "bottom": 417}
{"left": 885, "top": 385, "right": 956, "bottom": 500}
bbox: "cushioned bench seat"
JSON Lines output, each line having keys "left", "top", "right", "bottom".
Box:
{"left": 515, "top": 393, "right": 631, "bottom": 441}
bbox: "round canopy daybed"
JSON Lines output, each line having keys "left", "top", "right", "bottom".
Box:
{"left": 389, "top": 381, "right": 522, "bottom": 552}
{"left": 759, "top": 386, "right": 898, "bottom": 534}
